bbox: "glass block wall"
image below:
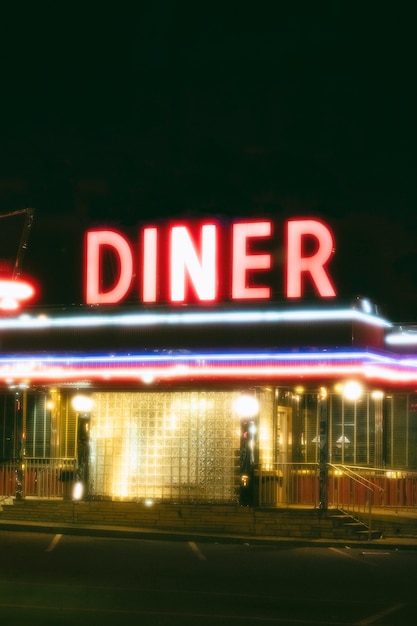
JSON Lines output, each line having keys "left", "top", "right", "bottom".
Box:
{"left": 88, "top": 390, "right": 245, "bottom": 501}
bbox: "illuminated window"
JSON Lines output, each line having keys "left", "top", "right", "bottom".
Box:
{"left": 88, "top": 390, "right": 243, "bottom": 502}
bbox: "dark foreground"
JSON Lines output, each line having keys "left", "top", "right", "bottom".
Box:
{"left": 0, "top": 530, "right": 416, "bottom": 625}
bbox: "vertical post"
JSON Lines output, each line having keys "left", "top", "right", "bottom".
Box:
{"left": 239, "top": 418, "right": 256, "bottom": 506}
{"left": 235, "top": 394, "right": 259, "bottom": 507}
{"left": 22, "top": 389, "right": 27, "bottom": 496}
{"left": 71, "top": 395, "right": 93, "bottom": 500}
{"left": 318, "top": 388, "right": 328, "bottom": 511}
{"left": 16, "top": 388, "right": 27, "bottom": 500}
{"left": 77, "top": 413, "right": 90, "bottom": 497}
{"left": 368, "top": 491, "right": 373, "bottom": 541}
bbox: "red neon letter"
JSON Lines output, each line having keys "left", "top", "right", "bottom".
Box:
{"left": 141, "top": 227, "right": 158, "bottom": 303}
{"left": 286, "top": 219, "right": 336, "bottom": 298}
{"left": 85, "top": 230, "right": 133, "bottom": 304}
{"left": 170, "top": 224, "right": 217, "bottom": 302}
{"left": 232, "top": 221, "right": 272, "bottom": 299}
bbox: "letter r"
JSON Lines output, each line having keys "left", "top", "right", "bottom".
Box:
{"left": 286, "top": 219, "right": 336, "bottom": 298}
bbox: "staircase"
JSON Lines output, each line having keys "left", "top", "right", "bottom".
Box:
{"left": 327, "top": 463, "right": 386, "bottom": 540}
{"left": 327, "top": 509, "right": 382, "bottom": 540}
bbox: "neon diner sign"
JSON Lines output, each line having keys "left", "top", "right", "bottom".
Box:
{"left": 84, "top": 218, "right": 336, "bottom": 305}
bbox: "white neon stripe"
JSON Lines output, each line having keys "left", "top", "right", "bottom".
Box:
{"left": 385, "top": 332, "right": 417, "bottom": 346}
{"left": 0, "top": 307, "right": 392, "bottom": 330}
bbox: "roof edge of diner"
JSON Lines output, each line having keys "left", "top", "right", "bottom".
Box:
{"left": 0, "top": 298, "right": 392, "bottom": 331}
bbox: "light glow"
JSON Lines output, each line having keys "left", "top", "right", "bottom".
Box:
{"left": 234, "top": 394, "right": 260, "bottom": 418}
{"left": 343, "top": 380, "right": 363, "bottom": 401}
{"left": 0, "top": 279, "right": 35, "bottom": 310}
{"left": 71, "top": 394, "right": 94, "bottom": 412}
{"left": 141, "top": 371, "right": 155, "bottom": 384}
{"left": 73, "top": 481, "right": 84, "bottom": 500}
{"left": 319, "top": 386, "right": 328, "bottom": 399}
{"left": 371, "top": 390, "right": 384, "bottom": 399}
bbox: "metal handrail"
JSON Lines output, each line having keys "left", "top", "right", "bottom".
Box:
{"left": 328, "top": 463, "right": 384, "bottom": 539}
{"left": 329, "top": 463, "right": 382, "bottom": 492}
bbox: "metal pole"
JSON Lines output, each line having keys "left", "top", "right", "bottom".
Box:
{"left": 368, "top": 493, "right": 372, "bottom": 541}
{"left": 77, "top": 413, "right": 90, "bottom": 498}
{"left": 16, "top": 389, "right": 27, "bottom": 500}
{"left": 318, "top": 390, "right": 328, "bottom": 511}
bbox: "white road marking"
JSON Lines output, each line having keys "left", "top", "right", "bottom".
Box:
{"left": 329, "top": 547, "right": 377, "bottom": 567}
{"left": 188, "top": 541, "right": 206, "bottom": 560}
{"left": 45, "top": 534, "right": 62, "bottom": 552}
{"left": 329, "top": 547, "right": 359, "bottom": 560}
{"left": 355, "top": 602, "right": 406, "bottom": 625}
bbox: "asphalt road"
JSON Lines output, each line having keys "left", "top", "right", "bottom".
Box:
{"left": 0, "top": 530, "right": 416, "bottom": 625}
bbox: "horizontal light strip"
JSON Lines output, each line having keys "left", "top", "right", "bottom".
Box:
{"left": 0, "top": 366, "right": 363, "bottom": 384}
{"left": 0, "top": 350, "right": 397, "bottom": 367}
{"left": 1, "top": 350, "right": 417, "bottom": 384}
{"left": 1, "top": 364, "right": 416, "bottom": 384}
{"left": 0, "top": 354, "right": 368, "bottom": 366}
{"left": 386, "top": 332, "right": 417, "bottom": 346}
{"left": 0, "top": 307, "right": 392, "bottom": 330}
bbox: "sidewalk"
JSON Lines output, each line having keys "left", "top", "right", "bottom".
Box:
{"left": 1, "top": 501, "right": 417, "bottom": 550}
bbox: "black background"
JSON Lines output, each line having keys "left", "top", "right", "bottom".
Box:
{"left": 0, "top": 3, "right": 415, "bottom": 320}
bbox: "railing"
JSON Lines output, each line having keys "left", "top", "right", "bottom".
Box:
{"left": 255, "top": 463, "right": 417, "bottom": 512}
{"left": 0, "top": 458, "right": 76, "bottom": 498}
{"left": 328, "top": 463, "right": 382, "bottom": 538}
{"left": 2, "top": 458, "right": 417, "bottom": 508}
{"left": 255, "top": 463, "right": 320, "bottom": 507}
{"left": 328, "top": 465, "right": 417, "bottom": 511}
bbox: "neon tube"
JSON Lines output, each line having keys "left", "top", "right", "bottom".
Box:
{"left": 1, "top": 350, "right": 417, "bottom": 384}
{"left": 0, "top": 307, "right": 392, "bottom": 330}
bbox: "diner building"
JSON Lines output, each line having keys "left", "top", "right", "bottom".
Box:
{"left": 1, "top": 216, "right": 417, "bottom": 509}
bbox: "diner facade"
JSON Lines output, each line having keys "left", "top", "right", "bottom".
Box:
{"left": 1, "top": 301, "right": 417, "bottom": 508}
{"left": 1, "top": 216, "right": 417, "bottom": 509}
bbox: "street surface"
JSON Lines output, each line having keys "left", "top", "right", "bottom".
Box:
{"left": 0, "top": 530, "right": 416, "bottom": 625}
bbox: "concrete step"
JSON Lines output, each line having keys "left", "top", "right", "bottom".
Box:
{"left": 355, "top": 529, "right": 383, "bottom": 540}
{"left": 326, "top": 510, "right": 378, "bottom": 540}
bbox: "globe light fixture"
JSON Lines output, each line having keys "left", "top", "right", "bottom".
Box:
{"left": 72, "top": 394, "right": 94, "bottom": 413}
{"left": 234, "top": 394, "right": 259, "bottom": 419}
{"left": 343, "top": 381, "right": 363, "bottom": 401}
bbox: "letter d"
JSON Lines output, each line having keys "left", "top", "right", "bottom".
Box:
{"left": 85, "top": 230, "right": 133, "bottom": 304}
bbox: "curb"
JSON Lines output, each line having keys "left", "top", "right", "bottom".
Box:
{"left": 2, "top": 519, "right": 417, "bottom": 550}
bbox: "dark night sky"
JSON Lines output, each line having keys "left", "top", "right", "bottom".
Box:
{"left": 0, "top": 3, "right": 416, "bottom": 321}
